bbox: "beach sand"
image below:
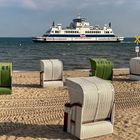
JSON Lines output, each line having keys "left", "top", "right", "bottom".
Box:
{"left": 0, "top": 69, "right": 140, "bottom": 140}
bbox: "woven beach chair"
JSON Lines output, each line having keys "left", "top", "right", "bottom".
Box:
{"left": 89, "top": 58, "right": 113, "bottom": 80}
{"left": 130, "top": 57, "right": 140, "bottom": 80}
{"left": 40, "top": 59, "right": 63, "bottom": 87}
{"left": 64, "top": 77, "right": 115, "bottom": 139}
{"left": 0, "top": 62, "right": 12, "bottom": 94}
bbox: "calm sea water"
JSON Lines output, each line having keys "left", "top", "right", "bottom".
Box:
{"left": 0, "top": 37, "right": 137, "bottom": 71}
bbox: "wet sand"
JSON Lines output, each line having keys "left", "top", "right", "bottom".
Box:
{"left": 0, "top": 69, "right": 140, "bottom": 140}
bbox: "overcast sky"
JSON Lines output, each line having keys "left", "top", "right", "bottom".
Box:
{"left": 0, "top": 0, "right": 140, "bottom": 37}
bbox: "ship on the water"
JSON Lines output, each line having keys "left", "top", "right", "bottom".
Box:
{"left": 32, "top": 16, "right": 124, "bottom": 43}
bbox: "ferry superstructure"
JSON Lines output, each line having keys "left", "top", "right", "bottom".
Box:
{"left": 32, "top": 16, "right": 124, "bottom": 43}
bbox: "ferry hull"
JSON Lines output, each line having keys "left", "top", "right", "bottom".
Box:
{"left": 32, "top": 40, "right": 121, "bottom": 43}
{"left": 32, "top": 37, "right": 122, "bottom": 43}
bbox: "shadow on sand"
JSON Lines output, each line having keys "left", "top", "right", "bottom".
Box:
{"left": 0, "top": 122, "right": 77, "bottom": 139}
{"left": 13, "top": 84, "right": 41, "bottom": 88}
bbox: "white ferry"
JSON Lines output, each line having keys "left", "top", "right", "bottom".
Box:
{"left": 32, "top": 16, "right": 124, "bottom": 43}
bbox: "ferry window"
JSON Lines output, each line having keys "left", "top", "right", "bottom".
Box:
{"left": 55, "top": 31, "right": 59, "bottom": 33}
{"left": 52, "top": 31, "right": 54, "bottom": 33}
{"left": 94, "top": 31, "right": 101, "bottom": 34}
{"left": 105, "top": 31, "right": 109, "bottom": 34}
{"left": 85, "top": 31, "right": 90, "bottom": 33}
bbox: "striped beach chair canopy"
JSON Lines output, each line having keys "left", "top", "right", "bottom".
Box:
{"left": 89, "top": 58, "right": 113, "bottom": 80}
{"left": 40, "top": 59, "right": 63, "bottom": 81}
{"left": 64, "top": 76, "right": 115, "bottom": 139}
{"left": 40, "top": 59, "right": 63, "bottom": 87}
{"left": 0, "top": 62, "right": 12, "bottom": 94}
{"left": 130, "top": 57, "right": 140, "bottom": 80}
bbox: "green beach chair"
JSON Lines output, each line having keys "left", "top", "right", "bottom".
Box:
{"left": 90, "top": 58, "right": 113, "bottom": 80}
{"left": 0, "top": 63, "right": 12, "bottom": 94}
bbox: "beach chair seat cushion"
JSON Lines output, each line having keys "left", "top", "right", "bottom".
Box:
{"left": 81, "top": 121, "right": 113, "bottom": 139}
{"left": 42, "top": 80, "right": 64, "bottom": 87}
{"left": 0, "top": 87, "right": 11, "bottom": 94}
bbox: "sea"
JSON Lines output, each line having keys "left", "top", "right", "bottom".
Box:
{"left": 0, "top": 37, "right": 137, "bottom": 71}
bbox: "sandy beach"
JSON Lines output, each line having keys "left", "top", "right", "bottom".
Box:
{"left": 0, "top": 69, "right": 140, "bottom": 140}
